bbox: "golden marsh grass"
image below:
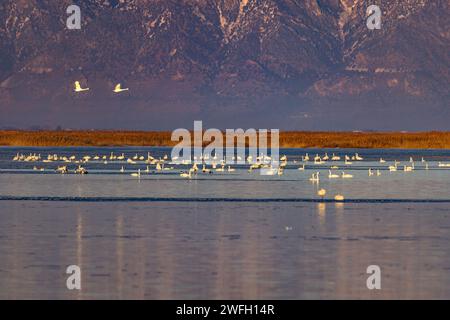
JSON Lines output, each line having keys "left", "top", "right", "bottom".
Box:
{"left": 1, "top": 130, "right": 450, "bottom": 149}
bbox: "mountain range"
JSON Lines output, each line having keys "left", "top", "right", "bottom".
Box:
{"left": 0, "top": 0, "right": 449, "bottom": 130}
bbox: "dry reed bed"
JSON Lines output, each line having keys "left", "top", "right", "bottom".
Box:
{"left": 1, "top": 131, "right": 450, "bottom": 149}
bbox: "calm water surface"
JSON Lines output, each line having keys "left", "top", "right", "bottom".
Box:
{"left": 1, "top": 147, "right": 450, "bottom": 299}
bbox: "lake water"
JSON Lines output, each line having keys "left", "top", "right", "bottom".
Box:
{"left": 1, "top": 147, "right": 450, "bottom": 299}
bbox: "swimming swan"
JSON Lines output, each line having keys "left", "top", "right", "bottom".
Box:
{"left": 131, "top": 169, "right": 141, "bottom": 178}
{"left": 328, "top": 170, "right": 339, "bottom": 179}
{"left": 341, "top": 172, "right": 353, "bottom": 179}
{"left": 317, "top": 188, "right": 326, "bottom": 199}
{"left": 309, "top": 172, "right": 320, "bottom": 182}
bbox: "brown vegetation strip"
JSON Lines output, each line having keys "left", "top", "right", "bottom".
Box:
{"left": 1, "top": 130, "right": 450, "bottom": 149}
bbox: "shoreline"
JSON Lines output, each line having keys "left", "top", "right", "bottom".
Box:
{"left": 1, "top": 130, "right": 450, "bottom": 149}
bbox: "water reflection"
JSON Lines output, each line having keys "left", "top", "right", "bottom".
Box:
{"left": 1, "top": 201, "right": 450, "bottom": 299}
{"left": 115, "top": 215, "right": 123, "bottom": 299}
{"left": 76, "top": 212, "right": 83, "bottom": 300}
{"left": 317, "top": 203, "right": 326, "bottom": 226}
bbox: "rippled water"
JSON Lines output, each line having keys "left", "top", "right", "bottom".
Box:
{"left": 2, "top": 147, "right": 450, "bottom": 200}
{"left": 1, "top": 147, "right": 450, "bottom": 299}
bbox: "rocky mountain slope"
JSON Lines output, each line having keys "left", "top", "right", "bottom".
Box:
{"left": 0, "top": 0, "right": 448, "bottom": 130}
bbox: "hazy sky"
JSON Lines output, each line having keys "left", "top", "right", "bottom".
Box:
{"left": 0, "top": 0, "right": 448, "bottom": 131}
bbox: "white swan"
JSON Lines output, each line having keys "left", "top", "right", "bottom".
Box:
{"left": 131, "top": 169, "right": 141, "bottom": 177}
{"left": 331, "top": 154, "right": 341, "bottom": 161}
{"left": 261, "top": 167, "right": 277, "bottom": 176}
{"left": 56, "top": 166, "right": 68, "bottom": 174}
{"left": 277, "top": 167, "right": 284, "bottom": 176}
{"left": 180, "top": 169, "right": 194, "bottom": 179}
{"left": 317, "top": 188, "right": 326, "bottom": 199}
{"left": 74, "top": 81, "right": 89, "bottom": 92}
{"left": 389, "top": 162, "right": 398, "bottom": 172}
{"left": 328, "top": 170, "right": 339, "bottom": 179}
{"left": 190, "top": 163, "right": 199, "bottom": 172}
{"left": 113, "top": 83, "right": 129, "bottom": 93}
{"left": 314, "top": 154, "right": 321, "bottom": 163}
{"left": 341, "top": 172, "right": 353, "bottom": 179}
{"left": 309, "top": 172, "right": 320, "bottom": 182}
{"left": 438, "top": 162, "right": 450, "bottom": 168}
{"left": 75, "top": 165, "right": 88, "bottom": 175}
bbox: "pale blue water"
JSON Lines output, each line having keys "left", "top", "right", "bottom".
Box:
{"left": 1, "top": 147, "right": 450, "bottom": 299}
{"left": 1, "top": 147, "right": 450, "bottom": 201}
